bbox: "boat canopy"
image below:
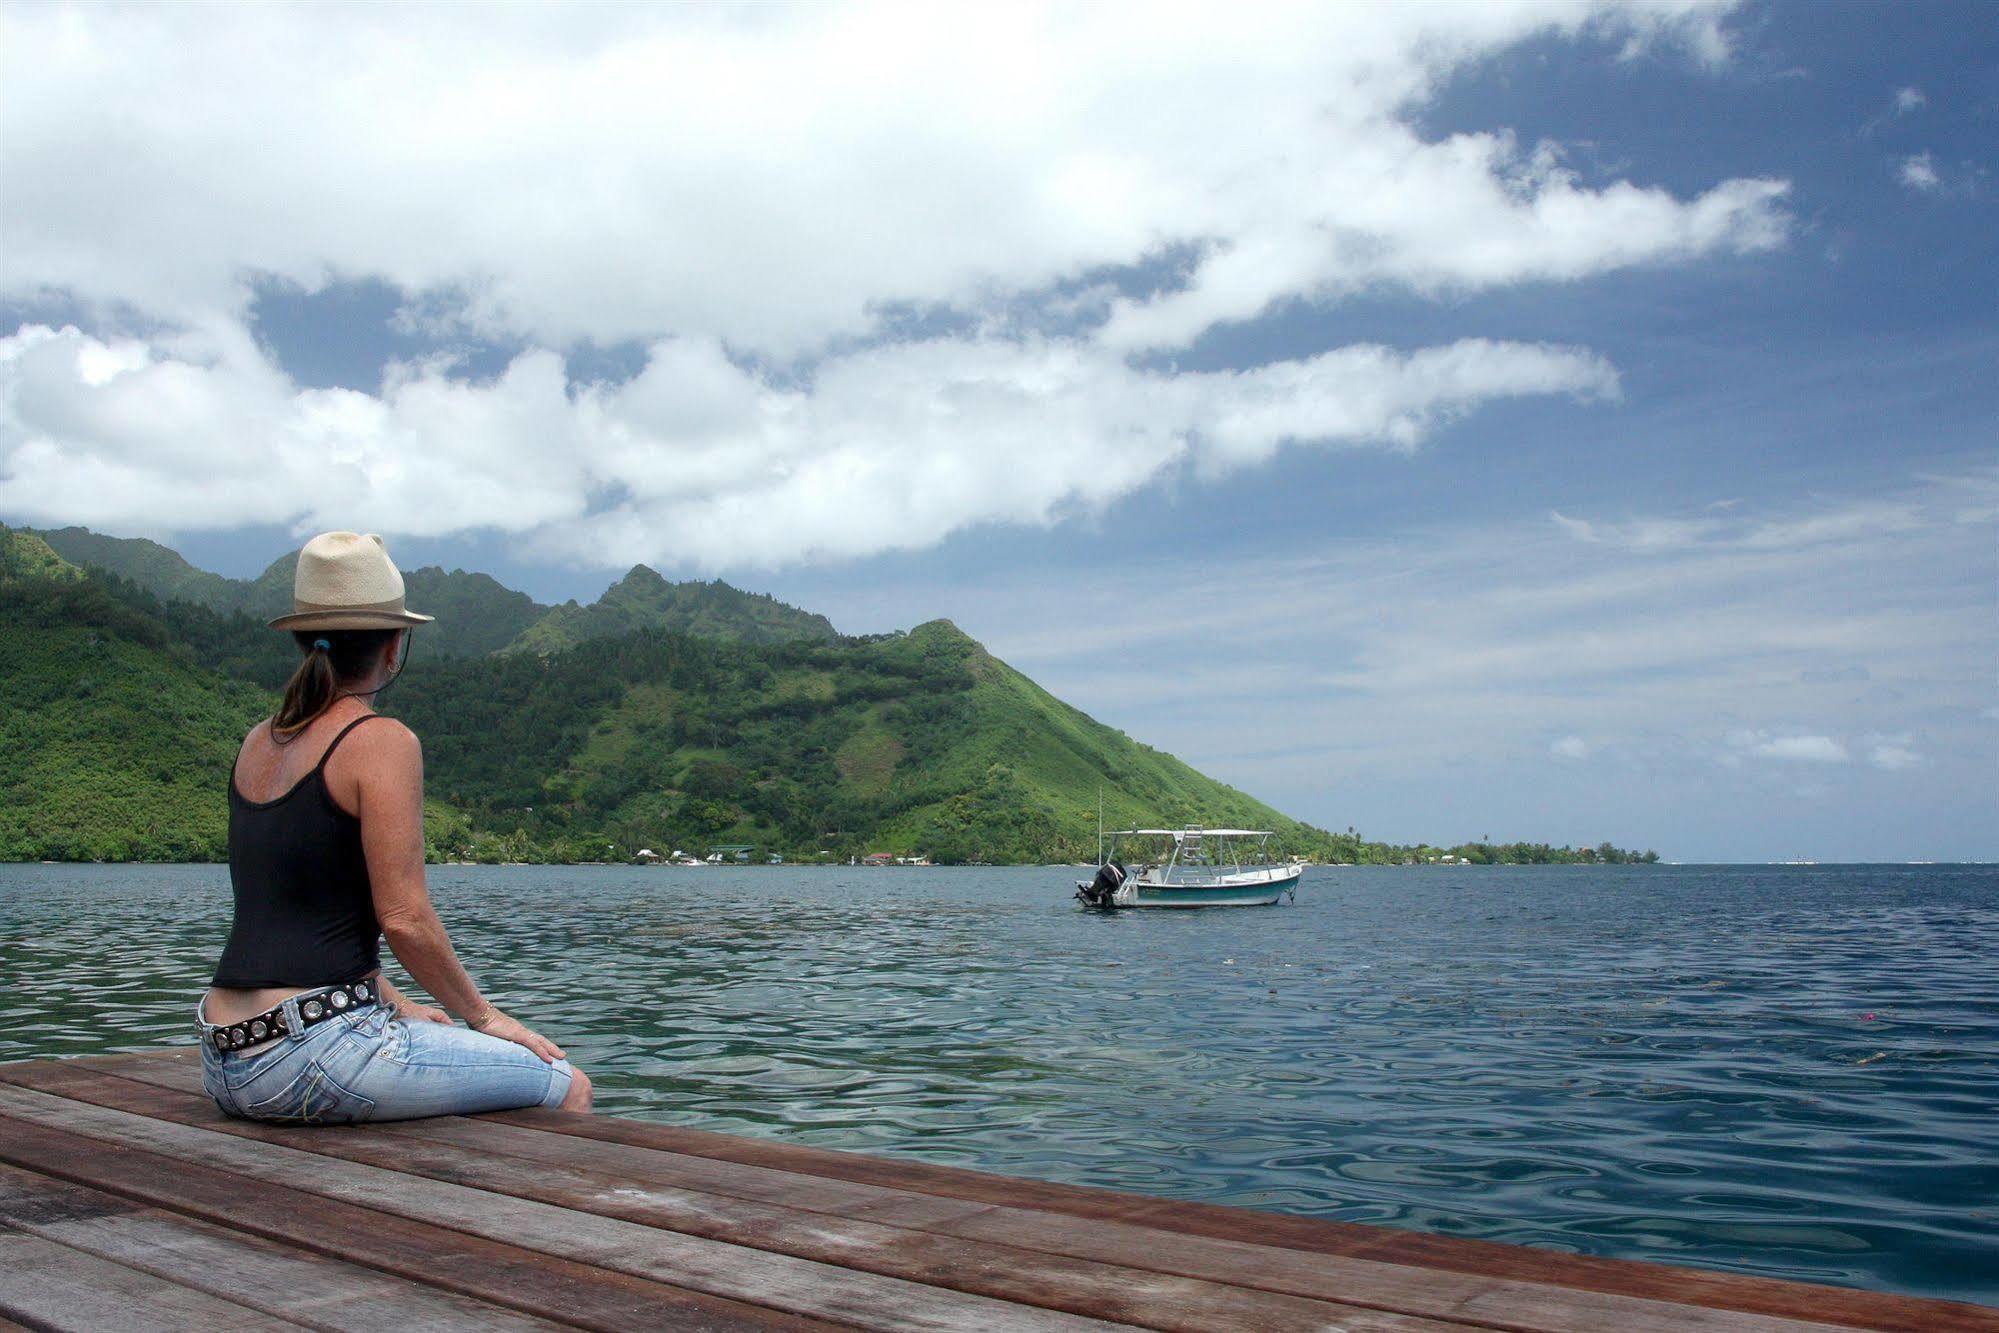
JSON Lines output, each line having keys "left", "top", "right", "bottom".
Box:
{"left": 1105, "top": 828, "right": 1272, "bottom": 838}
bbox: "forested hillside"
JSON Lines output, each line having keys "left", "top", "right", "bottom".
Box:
{"left": 0, "top": 526, "right": 1323, "bottom": 863}
{"left": 37, "top": 526, "right": 246, "bottom": 611}
{"left": 1, "top": 535, "right": 266, "bottom": 859}
{"left": 1, "top": 525, "right": 1656, "bottom": 865}
{"left": 504, "top": 565, "right": 837, "bottom": 655}
{"left": 389, "top": 617, "right": 1319, "bottom": 863}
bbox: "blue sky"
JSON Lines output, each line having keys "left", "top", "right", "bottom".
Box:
{"left": 2, "top": 2, "right": 1993, "bottom": 861}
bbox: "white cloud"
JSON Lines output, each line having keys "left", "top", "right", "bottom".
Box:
{"left": 0, "top": 1, "right": 1801, "bottom": 568}
{"left": 1549, "top": 509, "right": 1719, "bottom": 551}
{"left": 0, "top": 2, "right": 1777, "bottom": 358}
{"left": 1550, "top": 735, "right": 1591, "bottom": 759}
{"left": 1737, "top": 733, "right": 1849, "bottom": 764}
{"left": 1861, "top": 86, "right": 1929, "bottom": 138}
{"left": 1736, "top": 502, "right": 1924, "bottom": 550}
{"left": 0, "top": 323, "right": 1616, "bottom": 567}
{"left": 1094, "top": 140, "right": 1785, "bottom": 353}
{"left": 1869, "top": 745, "right": 1920, "bottom": 771}
{"left": 1550, "top": 498, "right": 1923, "bottom": 554}
{"left": 1899, "top": 153, "right": 1942, "bottom": 192}
{"left": 1866, "top": 735, "right": 1922, "bottom": 771}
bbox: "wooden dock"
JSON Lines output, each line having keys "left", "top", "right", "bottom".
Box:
{"left": 0, "top": 1051, "right": 1989, "bottom": 1331}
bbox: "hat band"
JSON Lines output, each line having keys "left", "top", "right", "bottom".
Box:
{"left": 288, "top": 594, "right": 411, "bottom": 616}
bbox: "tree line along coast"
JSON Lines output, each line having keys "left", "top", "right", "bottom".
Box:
{"left": 0, "top": 525, "right": 1660, "bottom": 867}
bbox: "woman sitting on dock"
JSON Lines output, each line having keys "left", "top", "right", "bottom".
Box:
{"left": 196, "top": 531, "right": 591, "bottom": 1123}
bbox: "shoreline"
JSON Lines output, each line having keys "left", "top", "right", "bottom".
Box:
{"left": 11, "top": 858, "right": 1989, "bottom": 869}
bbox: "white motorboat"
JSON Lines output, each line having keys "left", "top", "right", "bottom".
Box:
{"left": 1076, "top": 827, "right": 1302, "bottom": 908}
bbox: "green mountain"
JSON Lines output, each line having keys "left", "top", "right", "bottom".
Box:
{"left": 505, "top": 566, "right": 838, "bottom": 655}
{"left": 32, "top": 528, "right": 835, "bottom": 658}
{"left": 393, "top": 616, "right": 1319, "bottom": 864}
{"left": 0, "top": 536, "right": 1328, "bottom": 864}
{"left": 233, "top": 552, "right": 548, "bottom": 658}
{"left": 39, "top": 540, "right": 544, "bottom": 659}
{"left": 0, "top": 528, "right": 83, "bottom": 584}
{"left": 0, "top": 528, "right": 1657, "bottom": 865}
{"left": 37, "top": 526, "right": 247, "bottom": 611}
{"left": 239, "top": 553, "right": 297, "bottom": 621}
{"left": 405, "top": 568, "right": 548, "bottom": 656}
{"left": 1, "top": 530, "right": 266, "bottom": 860}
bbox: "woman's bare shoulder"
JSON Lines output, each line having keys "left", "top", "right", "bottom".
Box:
{"left": 234, "top": 717, "right": 273, "bottom": 764}
{"left": 347, "top": 713, "right": 422, "bottom": 760}
{"left": 322, "top": 713, "right": 422, "bottom": 813}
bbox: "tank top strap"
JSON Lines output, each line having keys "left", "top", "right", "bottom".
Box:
{"left": 315, "top": 713, "right": 388, "bottom": 772}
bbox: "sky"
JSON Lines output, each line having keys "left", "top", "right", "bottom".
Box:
{"left": 2, "top": 1, "right": 1993, "bottom": 861}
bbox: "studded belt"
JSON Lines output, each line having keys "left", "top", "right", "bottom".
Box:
{"left": 204, "top": 978, "right": 378, "bottom": 1053}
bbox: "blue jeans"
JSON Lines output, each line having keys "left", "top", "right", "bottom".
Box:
{"left": 198, "top": 992, "right": 574, "bottom": 1124}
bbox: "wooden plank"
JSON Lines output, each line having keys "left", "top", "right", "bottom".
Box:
{"left": 379, "top": 1114, "right": 1863, "bottom": 1333}
{"left": 453, "top": 1079, "right": 1996, "bottom": 1333}
{"left": 472, "top": 1114, "right": 1959, "bottom": 1330}
{"left": 483, "top": 1125, "right": 1987, "bottom": 1333}
{"left": 0, "top": 1226, "right": 304, "bottom": 1332}
{"left": 93, "top": 1051, "right": 1999, "bottom": 1333}
{"left": 0, "top": 1115, "right": 821, "bottom": 1332}
{"left": 0, "top": 1064, "right": 1452, "bottom": 1333}
{"left": 49, "top": 1051, "right": 1999, "bottom": 1333}
{"left": 46, "top": 1071, "right": 1911, "bottom": 1333}
{"left": 0, "top": 1083, "right": 1121, "bottom": 1333}
{"left": 0, "top": 1162, "right": 563, "bottom": 1332}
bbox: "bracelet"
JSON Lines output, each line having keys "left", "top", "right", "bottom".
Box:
{"left": 465, "top": 1004, "right": 499, "bottom": 1030}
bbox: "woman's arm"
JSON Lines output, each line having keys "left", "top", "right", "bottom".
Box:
{"left": 358, "top": 720, "right": 565, "bottom": 1063}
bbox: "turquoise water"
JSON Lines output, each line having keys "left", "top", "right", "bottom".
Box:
{"left": 2, "top": 861, "right": 1994, "bottom": 1302}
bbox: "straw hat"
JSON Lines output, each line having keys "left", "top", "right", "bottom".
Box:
{"left": 267, "top": 532, "right": 434, "bottom": 631}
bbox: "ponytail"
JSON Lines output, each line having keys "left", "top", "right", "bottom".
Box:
{"left": 272, "top": 629, "right": 401, "bottom": 738}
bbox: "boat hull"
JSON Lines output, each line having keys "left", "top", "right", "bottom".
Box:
{"left": 1078, "top": 866, "right": 1302, "bottom": 908}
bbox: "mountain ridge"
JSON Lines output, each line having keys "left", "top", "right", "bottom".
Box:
{"left": 30, "top": 527, "right": 836, "bottom": 657}
{"left": 1, "top": 524, "right": 1658, "bottom": 866}
{"left": 1, "top": 524, "right": 1337, "bottom": 863}
{"left": 504, "top": 564, "right": 837, "bottom": 655}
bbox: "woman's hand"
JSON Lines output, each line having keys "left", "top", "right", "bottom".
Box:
{"left": 373, "top": 975, "right": 451, "bottom": 1026}
{"left": 469, "top": 1007, "right": 566, "bottom": 1064}
{"left": 398, "top": 999, "right": 454, "bottom": 1025}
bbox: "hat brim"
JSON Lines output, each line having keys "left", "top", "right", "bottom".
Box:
{"left": 267, "top": 609, "right": 434, "bottom": 631}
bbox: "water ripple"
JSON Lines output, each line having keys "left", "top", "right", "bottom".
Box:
{"left": 2, "top": 861, "right": 1995, "bottom": 1302}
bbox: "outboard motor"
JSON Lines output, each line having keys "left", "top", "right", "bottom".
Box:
{"left": 1077, "top": 860, "right": 1127, "bottom": 908}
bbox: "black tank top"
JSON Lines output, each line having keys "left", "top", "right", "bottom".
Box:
{"left": 211, "top": 714, "right": 386, "bottom": 988}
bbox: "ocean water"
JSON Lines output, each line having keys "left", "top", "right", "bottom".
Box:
{"left": 1, "top": 861, "right": 1993, "bottom": 1303}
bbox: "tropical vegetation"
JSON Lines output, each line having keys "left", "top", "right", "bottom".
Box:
{"left": 2, "top": 525, "right": 1660, "bottom": 867}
